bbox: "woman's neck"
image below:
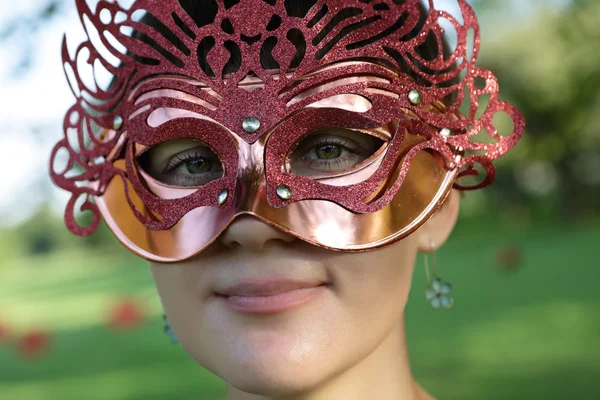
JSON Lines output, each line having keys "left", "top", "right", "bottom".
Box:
{"left": 226, "top": 317, "right": 433, "bottom": 400}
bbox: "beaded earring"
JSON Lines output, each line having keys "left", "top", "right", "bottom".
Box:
{"left": 424, "top": 243, "right": 454, "bottom": 309}
{"left": 162, "top": 314, "right": 179, "bottom": 344}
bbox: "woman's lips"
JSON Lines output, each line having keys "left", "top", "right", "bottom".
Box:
{"left": 214, "top": 279, "right": 328, "bottom": 315}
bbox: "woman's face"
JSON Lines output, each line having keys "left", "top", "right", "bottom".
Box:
{"left": 144, "top": 69, "right": 461, "bottom": 394}
{"left": 150, "top": 217, "right": 426, "bottom": 394}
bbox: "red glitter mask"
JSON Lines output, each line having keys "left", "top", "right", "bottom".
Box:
{"left": 49, "top": 0, "right": 524, "bottom": 262}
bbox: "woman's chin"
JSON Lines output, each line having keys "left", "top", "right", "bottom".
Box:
{"left": 200, "top": 286, "right": 340, "bottom": 367}
{"left": 202, "top": 323, "right": 339, "bottom": 396}
{"left": 220, "top": 354, "right": 329, "bottom": 397}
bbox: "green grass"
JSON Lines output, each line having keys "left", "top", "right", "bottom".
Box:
{"left": 1, "top": 220, "right": 599, "bottom": 399}
{"left": 406, "top": 219, "right": 600, "bottom": 399}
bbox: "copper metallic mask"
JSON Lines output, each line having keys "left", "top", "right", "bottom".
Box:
{"left": 49, "top": 0, "right": 525, "bottom": 262}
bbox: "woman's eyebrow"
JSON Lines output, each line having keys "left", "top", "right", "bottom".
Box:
{"left": 286, "top": 76, "right": 392, "bottom": 108}
{"left": 129, "top": 77, "right": 223, "bottom": 121}
{"left": 280, "top": 62, "right": 398, "bottom": 107}
{"left": 134, "top": 88, "right": 218, "bottom": 111}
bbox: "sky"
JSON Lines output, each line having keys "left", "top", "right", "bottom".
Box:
{"left": 0, "top": 0, "right": 564, "bottom": 227}
{"left": 0, "top": 0, "right": 82, "bottom": 225}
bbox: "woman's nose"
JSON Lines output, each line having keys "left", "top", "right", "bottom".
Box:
{"left": 219, "top": 216, "right": 296, "bottom": 251}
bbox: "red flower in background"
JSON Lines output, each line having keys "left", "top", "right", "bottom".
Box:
{"left": 17, "top": 330, "right": 51, "bottom": 358}
{"left": 496, "top": 244, "right": 523, "bottom": 272}
{"left": 107, "top": 298, "right": 145, "bottom": 330}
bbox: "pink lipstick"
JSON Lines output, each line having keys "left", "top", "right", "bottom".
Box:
{"left": 214, "top": 279, "right": 328, "bottom": 315}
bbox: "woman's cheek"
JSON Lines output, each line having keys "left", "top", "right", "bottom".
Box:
{"left": 330, "top": 239, "right": 418, "bottom": 317}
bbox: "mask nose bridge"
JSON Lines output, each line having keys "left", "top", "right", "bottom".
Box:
{"left": 235, "top": 138, "right": 269, "bottom": 213}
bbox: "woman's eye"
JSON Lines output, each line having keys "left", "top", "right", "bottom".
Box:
{"left": 315, "top": 144, "right": 342, "bottom": 160}
{"left": 288, "top": 128, "right": 385, "bottom": 177}
{"left": 137, "top": 139, "right": 223, "bottom": 187}
{"left": 183, "top": 158, "right": 212, "bottom": 174}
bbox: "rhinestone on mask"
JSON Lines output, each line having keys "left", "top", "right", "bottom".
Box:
{"left": 113, "top": 115, "right": 124, "bottom": 130}
{"left": 276, "top": 184, "right": 292, "bottom": 200}
{"left": 440, "top": 128, "right": 451, "bottom": 137}
{"left": 408, "top": 90, "right": 422, "bottom": 105}
{"left": 242, "top": 117, "right": 260, "bottom": 133}
{"left": 217, "top": 189, "right": 228, "bottom": 206}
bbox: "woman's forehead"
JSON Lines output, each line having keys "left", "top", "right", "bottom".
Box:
{"left": 127, "top": 59, "right": 401, "bottom": 145}
{"left": 131, "top": 62, "right": 394, "bottom": 115}
{"left": 128, "top": 60, "right": 398, "bottom": 95}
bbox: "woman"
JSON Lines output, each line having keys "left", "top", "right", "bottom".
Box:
{"left": 50, "top": 0, "right": 524, "bottom": 398}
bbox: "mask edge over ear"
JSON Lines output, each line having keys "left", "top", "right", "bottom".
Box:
{"left": 416, "top": 188, "right": 460, "bottom": 253}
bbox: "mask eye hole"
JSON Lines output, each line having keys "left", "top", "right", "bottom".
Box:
{"left": 137, "top": 138, "right": 224, "bottom": 187}
{"left": 286, "top": 127, "right": 387, "bottom": 179}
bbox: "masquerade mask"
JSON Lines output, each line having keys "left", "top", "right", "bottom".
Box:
{"left": 50, "top": 0, "right": 524, "bottom": 262}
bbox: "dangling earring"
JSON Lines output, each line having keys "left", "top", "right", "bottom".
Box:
{"left": 424, "top": 243, "right": 454, "bottom": 309}
{"left": 162, "top": 314, "right": 179, "bottom": 344}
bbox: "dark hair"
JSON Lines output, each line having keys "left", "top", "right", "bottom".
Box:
{"left": 131, "top": 0, "right": 452, "bottom": 87}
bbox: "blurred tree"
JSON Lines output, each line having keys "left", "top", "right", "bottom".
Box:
{"left": 478, "top": 0, "right": 600, "bottom": 219}
{"left": 0, "top": 204, "right": 121, "bottom": 259}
